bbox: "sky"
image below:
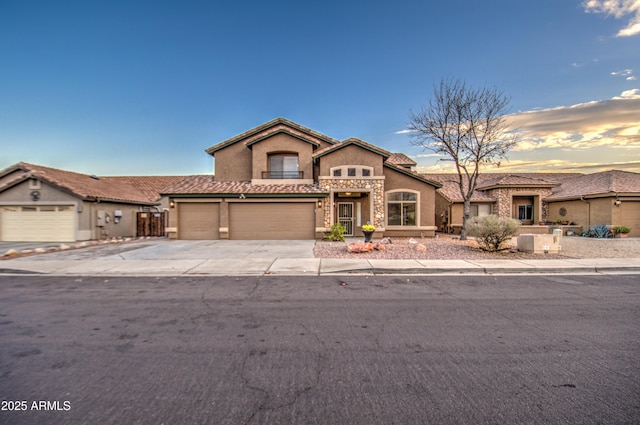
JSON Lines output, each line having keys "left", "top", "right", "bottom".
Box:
{"left": 1, "top": 0, "right": 639, "bottom": 176}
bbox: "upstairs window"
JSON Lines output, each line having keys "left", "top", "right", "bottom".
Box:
{"left": 329, "top": 166, "right": 374, "bottom": 178}
{"left": 267, "top": 154, "right": 300, "bottom": 179}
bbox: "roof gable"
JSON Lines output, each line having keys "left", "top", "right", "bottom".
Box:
{"left": 205, "top": 118, "right": 340, "bottom": 155}
{"left": 313, "top": 137, "right": 392, "bottom": 160}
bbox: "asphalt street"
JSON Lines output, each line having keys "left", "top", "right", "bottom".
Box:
{"left": 1, "top": 274, "right": 639, "bottom": 424}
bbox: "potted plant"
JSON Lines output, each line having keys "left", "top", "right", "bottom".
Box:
{"left": 361, "top": 223, "right": 375, "bottom": 243}
{"left": 613, "top": 225, "right": 631, "bottom": 238}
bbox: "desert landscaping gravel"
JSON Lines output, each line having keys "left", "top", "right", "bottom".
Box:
{"left": 313, "top": 235, "right": 640, "bottom": 260}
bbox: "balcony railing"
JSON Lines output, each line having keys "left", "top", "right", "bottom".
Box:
{"left": 261, "top": 171, "right": 304, "bottom": 179}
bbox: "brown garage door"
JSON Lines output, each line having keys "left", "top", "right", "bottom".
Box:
{"left": 229, "top": 202, "right": 314, "bottom": 240}
{"left": 620, "top": 201, "right": 640, "bottom": 237}
{"left": 178, "top": 202, "right": 220, "bottom": 240}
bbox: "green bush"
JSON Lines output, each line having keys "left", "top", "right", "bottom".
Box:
{"left": 614, "top": 225, "right": 631, "bottom": 234}
{"left": 325, "top": 222, "right": 347, "bottom": 241}
{"left": 467, "top": 215, "right": 520, "bottom": 252}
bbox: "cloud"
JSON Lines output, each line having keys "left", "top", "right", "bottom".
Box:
{"left": 416, "top": 158, "right": 640, "bottom": 174}
{"left": 583, "top": 0, "right": 640, "bottom": 37}
{"left": 614, "top": 88, "right": 640, "bottom": 98}
{"left": 611, "top": 69, "right": 636, "bottom": 80}
{"left": 394, "top": 129, "right": 414, "bottom": 135}
{"left": 508, "top": 90, "right": 640, "bottom": 152}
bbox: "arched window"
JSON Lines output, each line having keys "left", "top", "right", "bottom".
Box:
{"left": 387, "top": 191, "right": 418, "bottom": 226}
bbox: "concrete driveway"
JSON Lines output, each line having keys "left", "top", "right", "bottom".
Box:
{"left": 0, "top": 239, "right": 316, "bottom": 260}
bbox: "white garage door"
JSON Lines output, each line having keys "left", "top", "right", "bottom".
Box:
{"left": 1, "top": 205, "right": 76, "bottom": 242}
{"left": 229, "top": 202, "right": 315, "bottom": 240}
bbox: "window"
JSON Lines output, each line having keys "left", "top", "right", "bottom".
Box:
{"left": 268, "top": 154, "right": 299, "bottom": 179}
{"left": 387, "top": 192, "right": 417, "bottom": 226}
{"left": 470, "top": 204, "right": 491, "bottom": 217}
{"left": 518, "top": 205, "right": 533, "bottom": 221}
{"left": 330, "top": 166, "right": 374, "bottom": 178}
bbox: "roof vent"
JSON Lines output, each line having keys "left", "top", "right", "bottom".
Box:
{"left": 90, "top": 174, "right": 100, "bottom": 180}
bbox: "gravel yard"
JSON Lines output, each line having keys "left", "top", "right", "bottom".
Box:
{"left": 313, "top": 235, "right": 640, "bottom": 260}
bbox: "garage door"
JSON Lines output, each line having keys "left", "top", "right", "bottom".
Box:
{"left": 620, "top": 201, "right": 640, "bottom": 237}
{"left": 0, "top": 205, "right": 75, "bottom": 242}
{"left": 229, "top": 202, "right": 314, "bottom": 240}
{"left": 178, "top": 202, "right": 220, "bottom": 240}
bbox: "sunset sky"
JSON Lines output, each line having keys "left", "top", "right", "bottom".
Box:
{"left": 1, "top": 0, "right": 639, "bottom": 175}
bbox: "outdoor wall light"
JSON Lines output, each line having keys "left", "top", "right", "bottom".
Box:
{"left": 317, "top": 199, "right": 322, "bottom": 208}
{"left": 614, "top": 199, "right": 622, "bottom": 207}
{"left": 169, "top": 200, "right": 175, "bottom": 208}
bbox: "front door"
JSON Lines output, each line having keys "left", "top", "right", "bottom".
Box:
{"left": 513, "top": 196, "right": 534, "bottom": 225}
{"left": 337, "top": 202, "right": 354, "bottom": 236}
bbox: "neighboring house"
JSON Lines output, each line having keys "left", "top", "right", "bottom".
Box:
{"left": 545, "top": 170, "right": 640, "bottom": 237}
{"left": 426, "top": 170, "right": 640, "bottom": 237}
{"left": 0, "top": 162, "right": 183, "bottom": 242}
{"left": 161, "top": 118, "right": 442, "bottom": 240}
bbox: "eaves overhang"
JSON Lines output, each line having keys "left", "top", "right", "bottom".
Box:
{"left": 384, "top": 164, "right": 443, "bottom": 188}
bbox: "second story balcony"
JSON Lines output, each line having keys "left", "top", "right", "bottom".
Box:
{"left": 261, "top": 171, "right": 304, "bottom": 179}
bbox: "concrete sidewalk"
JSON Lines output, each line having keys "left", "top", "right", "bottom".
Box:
{"left": 2, "top": 256, "right": 640, "bottom": 276}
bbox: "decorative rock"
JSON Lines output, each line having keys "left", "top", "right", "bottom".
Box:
{"left": 408, "top": 238, "right": 418, "bottom": 244}
{"left": 34, "top": 248, "right": 47, "bottom": 253}
{"left": 415, "top": 243, "right": 428, "bottom": 252}
{"left": 380, "top": 237, "right": 393, "bottom": 244}
{"left": 59, "top": 244, "right": 71, "bottom": 250}
{"left": 373, "top": 243, "right": 386, "bottom": 251}
{"left": 347, "top": 242, "right": 374, "bottom": 253}
{"left": 4, "top": 249, "right": 19, "bottom": 257}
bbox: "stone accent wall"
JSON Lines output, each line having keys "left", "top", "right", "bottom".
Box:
{"left": 488, "top": 187, "right": 553, "bottom": 221}
{"left": 319, "top": 178, "right": 385, "bottom": 228}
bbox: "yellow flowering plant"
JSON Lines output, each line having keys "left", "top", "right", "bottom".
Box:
{"left": 361, "top": 223, "right": 375, "bottom": 232}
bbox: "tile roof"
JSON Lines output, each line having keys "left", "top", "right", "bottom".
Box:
{"left": 161, "top": 175, "right": 328, "bottom": 196}
{"left": 387, "top": 153, "right": 417, "bottom": 167}
{"left": 205, "top": 118, "right": 340, "bottom": 154}
{"left": 477, "top": 174, "right": 561, "bottom": 189}
{"left": 423, "top": 172, "right": 583, "bottom": 203}
{"left": 312, "top": 137, "right": 392, "bottom": 159}
{"left": 0, "top": 162, "right": 183, "bottom": 205}
{"left": 546, "top": 170, "right": 640, "bottom": 200}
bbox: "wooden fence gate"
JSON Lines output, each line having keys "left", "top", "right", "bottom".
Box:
{"left": 137, "top": 211, "right": 166, "bottom": 237}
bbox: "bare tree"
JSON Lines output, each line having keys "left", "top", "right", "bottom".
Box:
{"left": 408, "top": 78, "right": 519, "bottom": 240}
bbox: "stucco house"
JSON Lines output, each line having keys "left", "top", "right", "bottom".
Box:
{"left": 161, "top": 118, "right": 442, "bottom": 240}
{"left": 426, "top": 170, "right": 640, "bottom": 237}
{"left": 0, "top": 162, "right": 183, "bottom": 242}
{"left": 545, "top": 170, "right": 640, "bottom": 237}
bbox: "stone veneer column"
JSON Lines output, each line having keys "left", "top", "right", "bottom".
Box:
{"left": 319, "top": 178, "right": 385, "bottom": 229}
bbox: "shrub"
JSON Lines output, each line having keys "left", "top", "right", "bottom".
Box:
{"left": 580, "top": 224, "right": 613, "bottom": 238}
{"left": 467, "top": 215, "right": 520, "bottom": 252}
{"left": 614, "top": 225, "right": 631, "bottom": 234}
{"left": 325, "top": 222, "right": 347, "bottom": 241}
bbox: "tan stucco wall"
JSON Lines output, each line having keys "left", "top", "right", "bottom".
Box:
{"left": 250, "top": 133, "right": 315, "bottom": 180}
{"left": 383, "top": 167, "right": 437, "bottom": 236}
{"left": 318, "top": 145, "right": 384, "bottom": 176}
{"left": 213, "top": 141, "right": 252, "bottom": 181}
{"left": 91, "top": 203, "right": 142, "bottom": 240}
{"left": 547, "top": 197, "right": 616, "bottom": 230}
